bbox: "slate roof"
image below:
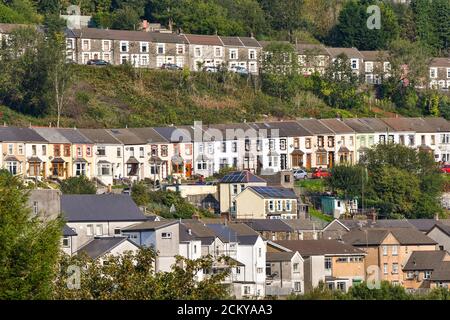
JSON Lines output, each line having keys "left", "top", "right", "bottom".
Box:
{"left": 295, "top": 43, "right": 328, "bottom": 55}
{"left": 275, "top": 239, "right": 364, "bottom": 257}
{"left": 220, "top": 170, "right": 266, "bottom": 183}
{"left": 152, "top": 126, "right": 192, "bottom": 143}
{"left": 326, "top": 47, "right": 364, "bottom": 59}
{"left": 107, "top": 128, "right": 146, "bottom": 145}
{"left": 342, "top": 119, "right": 374, "bottom": 133}
{"left": 202, "top": 123, "right": 253, "bottom": 141}
{"left": 250, "top": 121, "right": 312, "bottom": 137}
{"left": 407, "top": 219, "right": 439, "bottom": 232}
{"left": 430, "top": 262, "right": 450, "bottom": 281}
{"left": 339, "top": 219, "right": 414, "bottom": 230}
{"left": 207, "top": 223, "right": 260, "bottom": 245}
{"left": 206, "top": 224, "right": 239, "bottom": 243}
{"left": 359, "top": 50, "right": 389, "bottom": 61}
{"left": 380, "top": 118, "right": 435, "bottom": 132}
{"left": 403, "top": 251, "right": 448, "bottom": 271}
{"left": 220, "top": 36, "right": 244, "bottom": 47}
{"left": 71, "top": 28, "right": 151, "bottom": 41}
{"left": 296, "top": 119, "right": 335, "bottom": 135}
{"left": 127, "top": 128, "right": 168, "bottom": 144}
{"left": 62, "top": 194, "right": 147, "bottom": 222}
{"left": 430, "top": 58, "right": 450, "bottom": 68}
{"left": 319, "top": 119, "right": 355, "bottom": 134}
{"left": 429, "top": 222, "right": 450, "bottom": 236}
{"left": 228, "top": 223, "right": 260, "bottom": 236}
{"left": 32, "top": 128, "right": 70, "bottom": 143}
{"left": 122, "top": 220, "right": 177, "bottom": 231}
{"left": 342, "top": 228, "right": 437, "bottom": 246}
{"left": 247, "top": 186, "right": 297, "bottom": 199}
{"left": 183, "top": 34, "right": 223, "bottom": 46}
{"left": 422, "top": 117, "right": 450, "bottom": 132}
{"left": 0, "top": 127, "right": 47, "bottom": 142}
{"left": 63, "top": 224, "right": 77, "bottom": 236}
{"left": 283, "top": 218, "right": 328, "bottom": 231}
{"left": 239, "top": 37, "right": 261, "bottom": 48}
{"left": 266, "top": 252, "right": 296, "bottom": 262}
{"left": 358, "top": 118, "right": 393, "bottom": 132}
{"left": 79, "top": 129, "right": 122, "bottom": 144}
{"left": 240, "top": 219, "right": 293, "bottom": 232}
{"left": 57, "top": 128, "right": 92, "bottom": 144}
{"left": 0, "top": 23, "right": 34, "bottom": 33}
{"left": 181, "top": 221, "right": 217, "bottom": 245}
{"left": 77, "top": 237, "right": 137, "bottom": 260}
{"left": 148, "top": 32, "right": 187, "bottom": 44}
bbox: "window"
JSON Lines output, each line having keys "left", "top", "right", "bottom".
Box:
{"left": 447, "top": 68, "right": 450, "bottom": 79}
{"left": 18, "top": 144, "right": 23, "bottom": 155}
{"left": 243, "top": 286, "right": 250, "bottom": 295}
{"left": 351, "top": 59, "right": 358, "bottom": 70}
{"left": 97, "top": 146, "right": 106, "bottom": 156}
{"left": 120, "top": 41, "right": 129, "bottom": 52}
{"left": 392, "top": 245, "right": 398, "bottom": 256}
{"left": 95, "top": 224, "right": 103, "bottom": 236}
{"left": 327, "top": 136, "right": 334, "bottom": 147}
{"left": 120, "top": 54, "right": 129, "bottom": 64}
{"left": 33, "top": 201, "right": 38, "bottom": 215}
{"left": 98, "top": 163, "right": 111, "bottom": 176}
{"left": 208, "top": 143, "right": 214, "bottom": 154}
{"left": 176, "top": 44, "right": 184, "bottom": 54}
{"left": 54, "top": 145, "right": 60, "bottom": 157}
{"left": 161, "top": 145, "right": 168, "bottom": 157}
{"left": 269, "top": 139, "right": 275, "bottom": 150}
{"left": 380, "top": 135, "right": 386, "bottom": 144}
{"left": 197, "top": 160, "right": 207, "bottom": 170}
{"left": 117, "top": 147, "right": 121, "bottom": 157}
{"left": 383, "top": 263, "right": 388, "bottom": 274}
{"left": 102, "top": 52, "right": 111, "bottom": 62}
{"left": 221, "top": 142, "right": 227, "bottom": 153}
{"left": 139, "top": 147, "right": 144, "bottom": 158}
{"left": 317, "top": 136, "right": 324, "bottom": 147}
{"left": 316, "top": 152, "right": 327, "bottom": 166}
{"left": 365, "top": 61, "right": 374, "bottom": 73}
{"left": 194, "top": 46, "right": 202, "bottom": 57}
{"left": 229, "top": 49, "right": 238, "bottom": 60}
{"left": 140, "top": 42, "right": 148, "bottom": 53}
{"left": 76, "top": 146, "right": 82, "bottom": 158}
{"left": 102, "top": 40, "right": 111, "bottom": 51}
{"left": 424, "top": 271, "right": 431, "bottom": 279}
{"left": 421, "top": 135, "right": 426, "bottom": 145}
{"left": 248, "top": 49, "right": 256, "bottom": 60}
{"left": 193, "top": 245, "right": 197, "bottom": 254}
{"left": 406, "top": 271, "right": 415, "bottom": 280}
{"left": 86, "top": 146, "right": 92, "bottom": 157}
{"left": 280, "top": 139, "right": 287, "bottom": 150}
{"left": 293, "top": 263, "right": 299, "bottom": 272}
{"left": 392, "top": 263, "right": 399, "bottom": 274}
{"left": 325, "top": 257, "right": 332, "bottom": 270}
{"left": 82, "top": 39, "right": 90, "bottom": 51}
{"left": 431, "top": 135, "right": 436, "bottom": 145}
{"left": 64, "top": 145, "right": 70, "bottom": 157}
{"left": 236, "top": 267, "right": 241, "bottom": 274}
{"left": 257, "top": 267, "right": 263, "bottom": 273}
{"left": 294, "top": 282, "right": 301, "bottom": 292}
{"left": 258, "top": 247, "right": 262, "bottom": 258}
{"left": 336, "top": 257, "right": 348, "bottom": 263}
{"left": 32, "top": 145, "right": 37, "bottom": 156}
{"left": 76, "top": 163, "right": 86, "bottom": 176}
{"left": 256, "top": 139, "right": 262, "bottom": 151}
{"left": 214, "top": 46, "right": 222, "bottom": 57}
{"left": 399, "top": 135, "right": 405, "bottom": 145}
{"left": 161, "top": 232, "right": 172, "bottom": 239}
{"left": 305, "top": 138, "right": 311, "bottom": 149}
{"left": 220, "top": 158, "right": 228, "bottom": 169}
{"left": 286, "top": 200, "right": 291, "bottom": 211}
{"left": 232, "top": 142, "right": 237, "bottom": 153}
{"left": 86, "top": 224, "right": 93, "bottom": 236}
{"left": 42, "top": 145, "right": 46, "bottom": 156}
{"left": 232, "top": 184, "right": 238, "bottom": 195}
{"left": 62, "top": 237, "right": 70, "bottom": 248}
{"left": 140, "top": 55, "right": 149, "bottom": 66}
{"left": 349, "top": 136, "right": 354, "bottom": 146}
{"left": 114, "top": 228, "right": 121, "bottom": 235}
{"left": 7, "top": 162, "right": 18, "bottom": 175}
{"left": 156, "top": 43, "right": 165, "bottom": 54}
{"left": 408, "top": 135, "right": 415, "bottom": 146}
{"left": 268, "top": 200, "right": 274, "bottom": 212}
{"left": 382, "top": 245, "right": 388, "bottom": 256}
{"left": 430, "top": 68, "right": 437, "bottom": 78}
{"left": 276, "top": 200, "right": 282, "bottom": 211}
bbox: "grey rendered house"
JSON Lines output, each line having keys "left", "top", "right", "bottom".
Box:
{"left": 266, "top": 251, "right": 304, "bottom": 296}
{"left": 62, "top": 194, "right": 147, "bottom": 253}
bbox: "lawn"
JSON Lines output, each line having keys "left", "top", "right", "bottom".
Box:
{"left": 295, "top": 178, "right": 328, "bottom": 193}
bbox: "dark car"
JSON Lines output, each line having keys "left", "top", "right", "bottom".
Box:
{"left": 87, "top": 59, "right": 110, "bottom": 66}
{"left": 161, "top": 63, "right": 182, "bottom": 70}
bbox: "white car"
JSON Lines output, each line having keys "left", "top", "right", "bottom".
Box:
{"left": 293, "top": 169, "right": 308, "bottom": 180}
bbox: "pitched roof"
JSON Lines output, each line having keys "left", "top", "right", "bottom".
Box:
{"left": 295, "top": 43, "right": 328, "bottom": 55}
{"left": 77, "top": 237, "right": 137, "bottom": 260}
{"left": 107, "top": 128, "right": 146, "bottom": 145}
{"left": 380, "top": 117, "right": 435, "bottom": 133}
{"left": 63, "top": 224, "right": 77, "bottom": 236}
{"left": 342, "top": 118, "right": 374, "bottom": 133}
{"left": 358, "top": 118, "right": 394, "bottom": 132}
{"left": 359, "top": 50, "right": 389, "bottom": 61}
{"left": 206, "top": 224, "right": 239, "bottom": 243}
{"left": 340, "top": 219, "right": 414, "bottom": 230}
{"left": 239, "top": 37, "right": 261, "bottom": 48}
{"left": 181, "top": 221, "right": 217, "bottom": 245}
{"left": 240, "top": 219, "right": 293, "bottom": 232}
{"left": 57, "top": 128, "right": 92, "bottom": 144}
{"left": 220, "top": 36, "right": 244, "bottom": 47}
{"left": 275, "top": 239, "right": 364, "bottom": 257}
{"left": 71, "top": 28, "right": 151, "bottom": 41}
{"left": 147, "top": 32, "right": 187, "bottom": 44}
{"left": 403, "top": 251, "right": 448, "bottom": 271}
{"left": 430, "top": 58, "right": 450, "bottom": 68}
{"left": 282, "top": 218, "right": 328, "bottom": 231}
{"left": 152, "top": 126, "right": 192, "bottom": 143}
{"left": 249, "top": 121, "right": 312, "bottom": 137}
{"left": 343, "top": 228, "right": 437, "bottom": 246}
{"left": 32, "top": 127, "right": 70, "bottom": 143}
{"left": 183, "top": 34, "right": 223, "bottom": 46}
{"left": 0, "top": 127, "right": 47, "bottom": 142}
{"left": 319, "top": 119, "right": 355, "bottom": 134}
{"left": 326, "top": 47, "right": 364, "bottom": 59}
{"left": 122, "top": 220, "right": 177, "bottom": 231}
{"left": 422, "top": 117, "right": 450, "bottom": 132}
{"left": 0, "top": 23, "right": 34, "bottom": 33}
{"left": 220, "top": 170, "right": 266, "bottom": 183}
{"left": 296, "top": 119, "right": 335, "bottom": 135}
{"left": 266, "top": 251, "right": 296, "bottom": 262}
{"left": 79, "top": 129, "right": 122, "bottom": 144}
{"left": 247, "top": 186, "right": 297, "bottom": 199}
{"left": 127, "top": 128, "right": 168, "bottom": 144}
{"left": 407, "top": 219, "right": 439, "bottom": 232}
{"left": 62, "top": 194, "right": 147, "bottom": 222}
{"left": 430, "top": 262, "right": 450, "bottom": 281}
{"left": 429, "top": 222, "right": 450, "bottom": 236}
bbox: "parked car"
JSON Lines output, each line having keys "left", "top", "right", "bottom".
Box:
{"left": 203, "top": 66, "right": 219, "bottom": 73}
{"left": 311, "top": 168, "right": 331, "bottom": 179}
{"left": 121, "top": 187, "right": 131, "bottom": 195}
{"left": 229, "top": 65, "right": 249, "bottom": 75}
{"left": 441, "top": 164, "right": 450, "bottom": 173}
{"left": 86, "top": 59, "right": 110, "bottom": 66}
{"left": 293, "top": 169, "right": 308, "bottom": 180}
{"left": 161, "top": 63, "right": 182, "bottom": 70}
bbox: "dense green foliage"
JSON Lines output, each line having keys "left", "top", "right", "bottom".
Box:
{"left": 54, "top": 247, "right": 232, "bottom": 299}
{"left": 289, "top": 281, "right": 450, "bottom": 300}
{"left": 0, "top": 169, "right": 63, "bottom": 299}
{"left": 60, "top": 175, "right": 97, "bottom": 194}
{"left": 328, "top": 144, "right": 444, "bottom": 219}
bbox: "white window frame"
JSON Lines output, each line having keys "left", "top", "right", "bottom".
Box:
{"left": 161, "top": 232, "right": 172, "bottom": 239}
{"left": 194, "top": 46, "right": 202, "bottom": 58}
{"left": 86, "top": 224, "right": 94, "bottom": 236}
{"left": 140, "top": 54, "right": 149, "bottom": 66}
{"left": 214, "top": 46, "right": 223, "bottom": 57}
{"left": 120, "top": 54, "right": 129, "bottom": 64}
{"left": 102, "top": 52, "right": 111, "bottom": 62}
{"left": 382, "top": 245, "right": 388, "bottom": 256}
{"left": 140, "top": 41, "right": 149, "bottom": 53}
{"left": 176, "top": 44, "right": 184, "bottom": 55}
{"left": 268, "top": 200, "right": 275, "bottom": 212}
{"left": 120, "top": 41, "right": 129, "bottom": 53}
{"left": 81, "top": 39, "right": 91, "bottom": 51}
{"left": 430, "top": 67, "right": 438, "bottom": 79}
{"left": 351, "top": 59, "right": 358, "bottom": 70}
{"left": 248, "top": 49, "right": 256, "bottom": 60}
{"left": 156, "top": 43, "right": 165, "bottom": 55}
{"left": 229, "top": 48, "right": 238, "bottom": 60}
{"left": 365, "top": 61, "right": 374, "bottom": 73}
{"left": 102, "top": 40, "right": 111, "bottom": 52}
{"left": 95, "top": 224, "right": 103, "bottom": 236}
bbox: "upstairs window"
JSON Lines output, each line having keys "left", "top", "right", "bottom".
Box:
{"left": 430, "top": 68, "right": 437, "bottom": 79}
{"left": 120, "top": 41, "right": 129, "bottom": 53}
{"left": 156, "top": 43, "right": 165, "bottom": 54}
{"left": 140, "top": 42, "right": 149, "bottom": 53}
{"left": 229, "top": 49, "right": 238, "bottom": 60}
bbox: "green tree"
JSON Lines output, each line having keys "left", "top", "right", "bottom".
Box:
{"left": 54, "top": 248, "right": 231, "bottom": 299}
{"left": 327, "top": 164, "right": 367, "bottom": 199}
{"left": 0, "top": 169, "right": 63, "bottom": 299}
{"left": 131, "top": 181, "right": 150, "bottom": 206}
{"left": 111, "top": 6, "right": 140, "bottom": 30}
{"left": 60, "top": 175, "right": 97, "bottom": 194}
{"left": 259, "top": 0, "right": 304, "bottom": 41}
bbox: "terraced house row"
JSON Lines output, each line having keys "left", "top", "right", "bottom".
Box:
{"left": 1, "top": 23, "right": 449, "bottom": 89}
{"left": 0, "top": 117, "right": 449, "bottom": 184}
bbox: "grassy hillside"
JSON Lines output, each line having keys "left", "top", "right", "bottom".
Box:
{"left": 0, "top": 65, "right": 391, "bottom": 128}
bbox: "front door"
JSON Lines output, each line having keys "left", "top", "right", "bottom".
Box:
{"left": 185, "top": 163, "right": 192, "bottom": 177}
{"left": 306, "top": 154, "right": 312, "bottom": 170}
{"left": 328, "top": 152, "right": 335, "bottom": 168}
